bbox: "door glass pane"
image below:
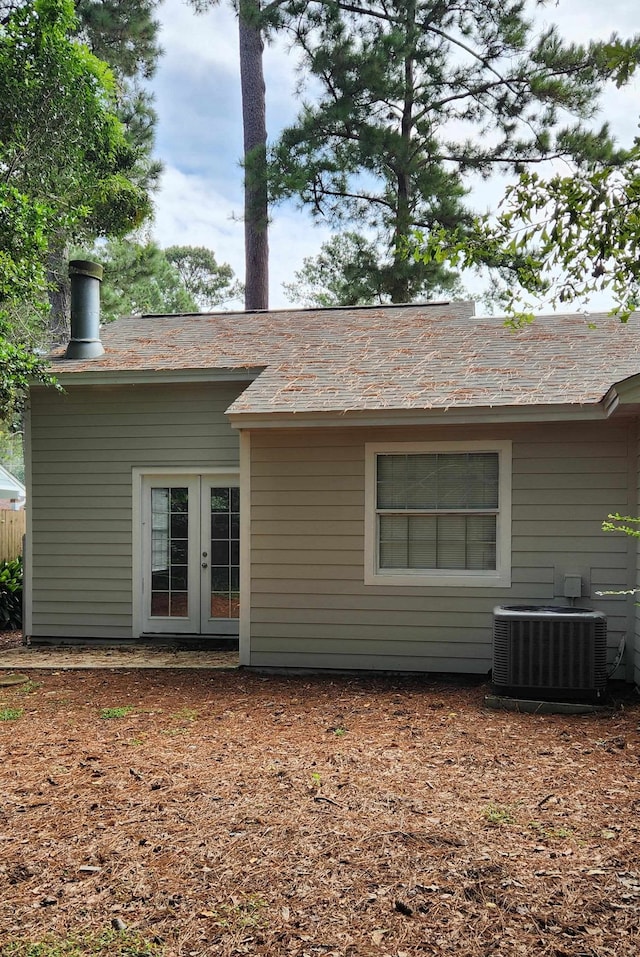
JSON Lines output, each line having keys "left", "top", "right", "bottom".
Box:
{"left": 211, "top": 489, "right": 230, "bottom": 512}
{"left": 211, "top": 540, "right": 228, "bottom": 565}
{"left": 150, "top": 486, "right": 189, "bottom": 618}
{"left": 171, "top": 488, "right": 189, "bottom": 512}
{"left": 209, "top": 486, "right": 240, "bottom": 619}
{"left": 170, "top": 592, "right": 189, "bottom": 616}
{"left": 212, "top": 514, "right": 230, "bottom": 539}
{"left": 171, "top": 513, "right": 188, "bottom": 538}
{"left": 150, "top": 592, "right": 169, "bottom": 616}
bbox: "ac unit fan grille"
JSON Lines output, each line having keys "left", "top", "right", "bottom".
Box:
{"left": 492, "top": 608, "right": 607, "bottom": 700}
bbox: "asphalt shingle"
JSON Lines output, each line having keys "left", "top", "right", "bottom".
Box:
{"left": 50, "top": 302, "right": 640, "bottom": 416}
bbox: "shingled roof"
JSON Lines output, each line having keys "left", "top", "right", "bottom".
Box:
{"left": 50, "top": 301, "right": 640, "bottom": 417}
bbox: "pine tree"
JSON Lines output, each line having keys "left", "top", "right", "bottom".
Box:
{"left": 416, "top": 44, "right": 640, "bottom": 319}
{"left": 270, "top": 0, "right": 637, "bottom": 303}
{"left": 73, "top": 0, "right": 163, "bottom": 193}
{"left": 165, "top": 246, "right": 243, "bottom": 309}
{"left": 283, "top": 231, "right": 461, "bottom": 306}
{"left": 190, "top": 0, "right": 272, "bottom": 310}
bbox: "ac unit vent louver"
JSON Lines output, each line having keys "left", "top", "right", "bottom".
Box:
{"left": 492, "top": 606, "right": 607, "bottom": 701}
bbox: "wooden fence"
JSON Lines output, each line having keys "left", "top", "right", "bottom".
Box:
{"left": 0, "top": 510, "right": 25, "bottom": 562}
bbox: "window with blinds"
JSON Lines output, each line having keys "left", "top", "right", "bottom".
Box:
{"left": 364, "top": 442, "right": 511, "bottom": 587}
{"left": 377, "top": 452, "right": 499, "bottom": 571}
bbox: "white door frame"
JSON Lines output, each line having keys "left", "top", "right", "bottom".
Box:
{"left": 133, "top": 468, "right": 240, "bottom": 638}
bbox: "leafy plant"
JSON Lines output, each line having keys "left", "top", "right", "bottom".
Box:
{"left": 16, "top": 680, "right": 40, "bottom": 695}
{"left": 172, "top": 707, "right": 199, "bottom": 721}
{"left": 482, "top": 803, "right": 516, "bottom": 826}
{"left": 214, "top": 894, "right": 268, "bottom": 929}
{"left": 602, "top": 513, "right": 640, "bottom": 539}
{"left": 0, "top": 556, "right": 23, "bottom": 630}
{"left": 99, "top": 706, "right": 134, "bottom": 720}
{"left": 0, "top": 708, "right": 23, "bottom": 721}
{"left": 529, "top": 821, "right": 573, "bottom": 839}
{"left": 597, "top": 515, "right": 640, "bottom": 606}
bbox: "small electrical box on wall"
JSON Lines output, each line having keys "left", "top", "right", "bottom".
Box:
{"left": 563, "top": 575, "right": 582, "bottom": 599}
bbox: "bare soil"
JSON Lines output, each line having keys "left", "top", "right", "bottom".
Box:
{"left": 0, "top": 630, "right": 639, "bottom": 957}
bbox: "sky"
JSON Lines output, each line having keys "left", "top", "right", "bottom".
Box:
{"left": 148, "top": 0, "right": 640, "bottom": 312}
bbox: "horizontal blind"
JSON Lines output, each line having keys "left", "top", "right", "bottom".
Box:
{"left": 377, "top": 452, "right": 498, "bottom": 510}
{"left": 377, "top": 452, "right": 499, "bottom": 571}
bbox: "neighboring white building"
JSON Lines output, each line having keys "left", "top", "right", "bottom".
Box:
{"left": 0, "top": 463, "right": 26, "bottom": 511}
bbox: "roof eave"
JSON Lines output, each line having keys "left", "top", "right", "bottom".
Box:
{"left": 604, "top": 372, "right": 640, "bottom": 416}
{"left": 36, "top": 366, "right": 266, "bottom": 387}
{"left": 227, "top": 400, "right": 613, "bottom": 430}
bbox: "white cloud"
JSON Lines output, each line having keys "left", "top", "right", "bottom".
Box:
{"left": 153, "top": 167, "right": 332, "bottom": 308}
{"left": 153, "top": 167, "right": 243, "bottom": 249}
{"left": 539, "top": 0, "right": 640, "bottom": 43}
{"left": 159, "top": 2, "right": 240, "bottom": 77}
{"left": 270, "top": 211, "right": 333, "bottom": 306}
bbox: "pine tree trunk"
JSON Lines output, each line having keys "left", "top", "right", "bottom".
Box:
{"left": 391, "top": 0, "right": 416, "bottom": 304}
{"left": 239, "top": 0, "right": 269, "bottom": 311}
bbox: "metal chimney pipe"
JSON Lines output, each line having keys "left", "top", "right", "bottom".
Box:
{"left": 65, "top": 260, "right": 105, "bottom": 359}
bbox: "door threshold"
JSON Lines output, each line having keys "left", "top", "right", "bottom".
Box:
{"left": 141, "top": 635, "right": 239, "bottom": 651}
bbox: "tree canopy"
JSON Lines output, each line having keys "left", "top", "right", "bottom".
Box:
{"left": 0, "top": 0, "right": 151, "bottom": 239}
{"left": 165, "top": 246, "right": 243, "bottom": 310}
{"left": 1, "top": 0, "right": 162, "bottom": 338}
{"left": 417, "top": 144, "right": 640, "bottom": 321}
{"left": 0, "top": 189, "right": 55, "bottom": 419}
{"left": 81, "top": 238, "right": 243, "bottom": 321}
{"left": 269, "top": 0, "right": 639, "bottom": 304}
{"left": 284, "top": 230, "right": 460, "bottom": 306}
{"left": 0, "top": 0, "right": 154, "bottom": 416}
{"left": 71, "top": 0, "right": 163, "bottom": 195}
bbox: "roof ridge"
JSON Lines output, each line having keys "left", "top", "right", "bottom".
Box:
{"left": 138, "top": 299, "right": 466, "bottom": 320}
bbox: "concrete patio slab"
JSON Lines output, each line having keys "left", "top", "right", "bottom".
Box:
{"left": 0, "top": 643, "right": 239, "bottom": 671}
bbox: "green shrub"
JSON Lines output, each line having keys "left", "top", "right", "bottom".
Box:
{"left": 0, "top": 555, "right": 22, "bottom": 630}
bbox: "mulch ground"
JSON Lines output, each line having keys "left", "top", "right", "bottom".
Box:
{"left": 0, "top": 629, "right": 21, "bottom": 651}
{"left": 0, "top": 629, "right": 639, "bottom": 957}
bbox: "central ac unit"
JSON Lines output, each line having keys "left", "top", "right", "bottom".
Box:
{"left": 492, "top": 605, "right": 607, "bottom": 701}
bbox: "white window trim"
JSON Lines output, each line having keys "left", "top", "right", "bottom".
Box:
{"left": 364, "top": 440, "right": 512, "bottom": 588}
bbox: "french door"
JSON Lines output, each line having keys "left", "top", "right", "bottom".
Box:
{"left": 140, "top": 474, "right": 240, "bottom": 635}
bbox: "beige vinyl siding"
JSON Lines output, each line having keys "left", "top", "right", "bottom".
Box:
{"left": 249, "top": 420, "right": 636, "bottom": 673}
{"left": 29, "top": 382, "right": 245, "bottom": 639}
